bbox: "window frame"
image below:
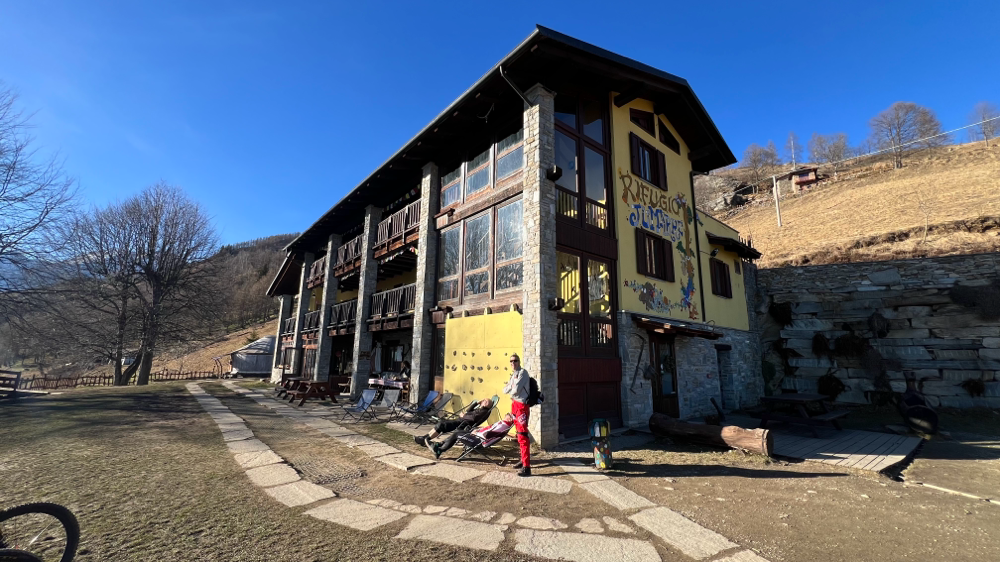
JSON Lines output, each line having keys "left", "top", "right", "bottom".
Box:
{"left": 629, "top": 132, "right": 667, "bottom": 190}
{"left": 462, "top": 210, "right": 493, "bottom": 299}
{"left": 709, "top": 257, "right": 733, "bottom": 298}
{"left": 657, "top": 118, "right": 681, "bottom": 155}
{"left": 635, "top": 229, "right": 675, "bottom": 282}
{"left": 553, "top": 95, "right": 613, "bottom": 233}
{"left": 556, "top": 247, "right": 617, "bottom": 358}
{"left": 494, "top": 198, "right": 524, "bottom": 294}
{"left": 439, "top": 127, "right": 525, "bottom": 212}
{"left": 630, "top": 109, "right": 655, "bottom": 136}
{"left": 436, "top": 225, "right": 463, "bottom": 303}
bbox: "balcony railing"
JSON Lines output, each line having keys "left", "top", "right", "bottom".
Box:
{"left": 370, "top": 283, "right": 416, "bottom": 319}
{"left": 302, "top": 310, "right": 323, "bottom": 331}
{"left": 375, "top": 200, "right": 420, "bottom": 248}
{"left": 329, "top": 299, "right": 358, "bottom": 328}
{"left": 306, "top": 255, "right": 327, "bottom": 288}
{"left": 336, "top": 234, "right": 363, "bottom": 266}
{"left": 281, "top": 317, "right": 297, "bottom": 334}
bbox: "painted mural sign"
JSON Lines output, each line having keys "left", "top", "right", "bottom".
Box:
{"left": 619, "top": 168, "right": 700, "bottom": 320}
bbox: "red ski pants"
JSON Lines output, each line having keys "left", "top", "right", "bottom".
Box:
{"left": 511, "top": 400, "right": 530, "bottom": 468}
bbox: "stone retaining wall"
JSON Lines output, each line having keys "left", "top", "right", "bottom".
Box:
{"left": 756, "top": 252, "right": 1000, "bottom": 408}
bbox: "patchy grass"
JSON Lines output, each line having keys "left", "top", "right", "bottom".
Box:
{"left": 723, "top": 143, "right": 1000, "bottom": 267}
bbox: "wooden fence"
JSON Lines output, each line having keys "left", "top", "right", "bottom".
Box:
{"left": 17, "top": 367, "right": 223, "bottom": 390}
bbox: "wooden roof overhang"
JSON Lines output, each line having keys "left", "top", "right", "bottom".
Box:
{"left": 266, "top": 254, "right": 303, "bottom": 297}
{"left": 705, "top": 233, "right": 763, "bottom": 261}
{"left": 631, "top": 313, "right": 723, "bottom": 340}
{"left": 286, "top": 25, "right": 736, "bottom": 257}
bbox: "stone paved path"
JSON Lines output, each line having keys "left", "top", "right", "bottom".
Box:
{"left": 199, "top": 381, "right": 774, "bottom": 562}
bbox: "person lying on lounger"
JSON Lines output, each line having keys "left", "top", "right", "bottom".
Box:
{"left": 414, "top": 398, "right": 493, "bottom": 447}
{"left": 426, "top": 413, "right": 514, "bottom": 459}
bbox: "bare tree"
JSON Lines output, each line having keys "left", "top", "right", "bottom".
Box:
{"left": 127, "top": 183, "right": 218, "bottom": 385}
{"left": 808, "top": 133, "right": 851, "bottom": 178}
{"left": 968, "top": 102, "right": 999, "bottom": 147}
{"left": 869, "top": 102, "right": 946, "bottom": 168}
{"left": 0, "top": 83, "right": 76, "bottom": 315}
{"left": 785, "top": 131, "right": 802, "bottom": 167}
{"left": 741, "top": 143, "right": 781, "bottom": 189}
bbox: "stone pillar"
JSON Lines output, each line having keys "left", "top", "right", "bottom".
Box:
{"left": 292, "top": 252, "right": 315, "bottom": 376}
{"left": 410, "top": 165, "right": 440, "bottom": 405}
{"left": 270, "top": 294, "right": 294, "bottom": 383}
{"left": 313, "top": 234, "right": 341, "bottom": 381}
{"left": 350, "top": 205, "right": 382, "bottom": 396}
{"left": 520, "top": 84, "right": 559, "bottom": 449}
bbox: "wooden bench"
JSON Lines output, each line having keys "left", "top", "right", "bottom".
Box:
{"left": 288, "top": 380, "right": 339, "bottom": 407}
{"left": 0, "top": 370, "right": 23, "bottom": 399}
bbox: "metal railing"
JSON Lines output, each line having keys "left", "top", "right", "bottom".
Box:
{"left": 281, "top": 317, "right": 297, "bottom": 334}
{"left": 302, "top": 310, "right": 323, "bottom": 331}
{"left": 336, "top": 234, "right": 363, "bottom": 265}
{"left": 370, "top": 283, "right": 416, "bottom": 319}
{"left": 375, "top": 200, "right": 421, "bottom": 246}
{"left": 329, "top": 299, "right": 358, "bottom": 327}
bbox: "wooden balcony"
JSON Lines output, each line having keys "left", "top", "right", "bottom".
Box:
{"left": 306, "top": 255, "right": 327, "bottom": 289}
{"left": 333, "top": 234, "right": 364, "bottom": 278}
{"left": 374, "top": 200, "right": 420, "bottom": 259}
{"left": 368, "top": 283, "right": 416, "bottom": 332}
{"left": 281, "top": 317, "right": 297, "bottom": 334}
{"left": 302, "top": 310, "right": 323, "bottom": 332}
{"left": 327, "top": 299, "right": 358, "bottom": 336}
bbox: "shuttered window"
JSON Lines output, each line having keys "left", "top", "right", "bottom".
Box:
{"left": 710, "top": 258, "right": 732, "bottom": 298}
{"left": 629, "top": 132, "right": 667, "bottom": 189}
{"left": 635, "top": 230, "right": 674, "bottom": 282}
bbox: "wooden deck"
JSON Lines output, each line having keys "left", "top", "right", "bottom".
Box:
{"left": 728, "top": 415, "right": 923, "bottom": 472}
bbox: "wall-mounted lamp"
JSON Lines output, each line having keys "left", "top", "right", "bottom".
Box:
{"left": 710, "top": 248, "right": 719, "bottom": 258}
{"left": 546, "top": 165, "right": 563, "bottom": 182}
{"left": 548, "top": 297, "right": 566, "bottom": 311}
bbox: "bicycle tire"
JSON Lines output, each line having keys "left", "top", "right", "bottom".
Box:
{"left": 0, "top": 548, "right": 45, "bottom": 562}
{"left": 0, "top": 503, "right": 79, "bottom": 562}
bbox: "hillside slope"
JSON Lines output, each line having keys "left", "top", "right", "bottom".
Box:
{"left": 719, "top": 142, "right": 1000, "bottom": 267}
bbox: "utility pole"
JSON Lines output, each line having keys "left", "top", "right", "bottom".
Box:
{"left": 790, "top": 136, "right": 796, "bottom": 168}
{"left": 773, "top": 175, "right": 782, "bottom": 227}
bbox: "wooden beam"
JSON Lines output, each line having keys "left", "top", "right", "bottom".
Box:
{"left": 613, "top": 83, "right": 645, "bottom": 107}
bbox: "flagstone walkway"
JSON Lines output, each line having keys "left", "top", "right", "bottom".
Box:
{"left": 190, "top": 381, "right": 772, "bottom": 562}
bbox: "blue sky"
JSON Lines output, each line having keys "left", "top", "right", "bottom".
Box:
{"left": 3, "top": 1, "right": 997, "bottom": 244}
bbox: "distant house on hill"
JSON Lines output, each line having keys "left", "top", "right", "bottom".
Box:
{"left": 229, "top": 336, "right": 276, "bottom": 376}
{"left": 778, "top": 166, "right": 820, "bottom": 193}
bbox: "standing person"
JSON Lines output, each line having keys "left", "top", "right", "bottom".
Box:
{"left": 503, "top": 353, "right": 531, "bottom": 476}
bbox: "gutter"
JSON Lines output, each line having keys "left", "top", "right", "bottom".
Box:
{"left": 690, "top": 170, "right": 707, "bottom": 324}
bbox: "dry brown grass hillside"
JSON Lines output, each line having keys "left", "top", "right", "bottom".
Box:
{"left": 148, "top": 319, "right": 279, "bottom": 373}
{"left": 715, "top": 142, "right": 1000, "bottom": 267}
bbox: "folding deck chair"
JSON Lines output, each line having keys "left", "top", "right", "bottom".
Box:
{"left": 372, "top": 388, "right": 402, "bottom": 419}
{"left": 454, "top": 425, "right": 512, "bottom": 466}
{"left": 394, "top": 390, "right": 439, "bottom": 423}
{"left": 339, "top": 389, "right": 378, "bottom": 422}
{"left": 410, "top": 392, "right": 453, "bottom": 428}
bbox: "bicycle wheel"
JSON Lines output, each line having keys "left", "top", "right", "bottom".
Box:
{"left": 0, "top": 548, "right": 45, "bottom": 562}
{"left": 0, "top": 503, "right": 79, "bottom": 562}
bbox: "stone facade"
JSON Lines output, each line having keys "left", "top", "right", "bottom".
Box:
{"left": 271, "top": 294, "right": 294, "bottom": 382}
{"left": 757, "top": 252, "right": 1000, "bottom": 408}
{"left": 314, "top": 233, "right": 341, "bottom": 381}
{"left": 521, "top": 84, "right": 560, "bottom": 448}
{"left": 410, "top": 163, "right": 440, "bottom": 405}
{"left": 291, "top": 252, "right": 314, "bottom": 377}
{"left": 350, "top": 206, "right": 382, "bottom": 397}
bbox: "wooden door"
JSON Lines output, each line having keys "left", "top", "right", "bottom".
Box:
{"left": 651, "top": 336, "right": 679, "bottom": 418}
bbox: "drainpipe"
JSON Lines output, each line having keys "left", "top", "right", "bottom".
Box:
{"left": 690, "top": 170, "right": 707, "bottom": 325}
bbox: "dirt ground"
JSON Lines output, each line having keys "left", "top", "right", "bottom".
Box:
{"left": 2, "top": 383, "right": 999, "bottom": 561}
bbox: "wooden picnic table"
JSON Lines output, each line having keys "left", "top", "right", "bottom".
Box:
{"left": 759, "top": 393, "right": 849, "bottom": 436}
{"left": 0, "top": 369, "right": 22, "bottom": 399}
{"left": 368, "top": 378, "right": 409, "bottom": 401}
{"left": 288, "top": 380, "right": 339, "bottom": 407}
{"left": 275, "top": 376, "right": 308, "bottom": 398}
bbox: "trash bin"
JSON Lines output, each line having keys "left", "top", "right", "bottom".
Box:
{"left": 589, "top": 418, "right": 612, "bottom": 470}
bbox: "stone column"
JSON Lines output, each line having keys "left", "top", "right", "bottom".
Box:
{"left": 350, "top": 205, "right": 382, "bottom": 396}
{"left": 291, "top": 252, "right": 315, "bottom": 376}
{"left": 520, "top": 84, "right": 559, "bottom": 449}
{"left": 410, "top": 165, "right": 440, "bottom": 405}
{"left": 313, "top": 234, "right": 341, "bottom": 381}
{"left": 270, "top": 294, "right": 294, "bottom": 383}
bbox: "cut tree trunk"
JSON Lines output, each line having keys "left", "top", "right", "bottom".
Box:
{"left": 649, "top": 413, "right": 773, "bottom": 456}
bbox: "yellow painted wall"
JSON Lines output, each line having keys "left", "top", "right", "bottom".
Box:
{"left": 375, "top": 269, "right": 417, "bottom": 292}
{"left": 699, "top": 215, "right": 750, "bottom": 331}
{"left": 609, "top": 94, "right": 749, "bottom": 331}
{"left": 442, "top": 311, "right": 523, "bottom": 423}
{"left": 335, "top": 290, "right": 358, "bottom": 303}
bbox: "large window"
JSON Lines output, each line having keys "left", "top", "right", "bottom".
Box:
{"left": 440, "top": 128, "right": 524, "bottom": 211}
{"left": 464, "top": 213, "right": 491, "bottom": 296}
{"left": 557, "top": 249, "right": 615, "bottom": 356}
{"left": 438, "top": 227, "right": 461, "bottom": 300}
{"left": 437, "top": 199, "right": 524, "bottom": 303}
{"left": 554, "top": 95, "right": 610, "bottom": 231}
{"left": 635, "top": 230, "right": 674, "bottom": 282}
{"left": 710, "top": 258, "right": 733, "bottom": 298}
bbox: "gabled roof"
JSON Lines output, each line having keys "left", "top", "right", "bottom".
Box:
{"left": 266, "top": 254, "right": 303, "bottom": 297}
{"left": 286, "top": 25, "right": 735, "bottom": 255}
{"left": 231, "top": 336, "right": 276, "bottom": 356}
